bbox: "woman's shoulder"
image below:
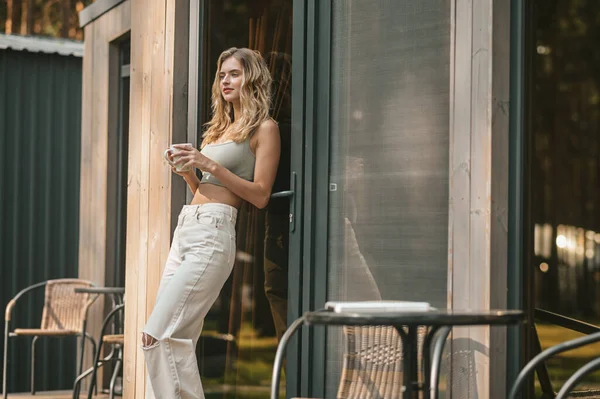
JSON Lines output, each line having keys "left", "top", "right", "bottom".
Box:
{"left": 254, "top": 118, "right": 280, "bottom": 139}
{"left": 250, "top": 119, "right": 280, "bottom": 153}
{"left": 260, "top": 118, "right": 279, "bottom": 130}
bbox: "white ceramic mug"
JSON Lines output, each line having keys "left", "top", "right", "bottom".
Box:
{"left": 164, "top": 144, "right": 192, "bottom": 172}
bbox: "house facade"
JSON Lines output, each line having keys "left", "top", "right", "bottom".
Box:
{"left": 79, "top": 0, "right": 597, "bottom": 398}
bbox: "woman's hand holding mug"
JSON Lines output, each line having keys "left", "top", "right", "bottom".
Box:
{"left": 170, "top": 143, "right": 216, "bottom": 173}
{"left": 164, "top": 144, "right": 194, "bottom": 176}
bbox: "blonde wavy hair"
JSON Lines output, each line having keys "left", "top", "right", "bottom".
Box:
{"left": 202, "top": 47, "right": 273, "bottom": 146}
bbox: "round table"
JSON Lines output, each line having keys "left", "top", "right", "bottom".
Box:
{"left": 74, "top": 286, "right": 125, "bottom": 306}
{"left": 271, "top": 309, "right": 525, "bottom": 399}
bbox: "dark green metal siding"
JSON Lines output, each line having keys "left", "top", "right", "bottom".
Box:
{"left": 0, "top": 48, "right": 82, "bottom": 393}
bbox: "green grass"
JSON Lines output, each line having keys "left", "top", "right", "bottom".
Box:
{"left": 535, "top": 323, "right": 600, "bottom": 394}
{"left": 201, "top": 322, "right": 600, "bottom": 397}
{"left": 202, "top": 323, "right": 284, "bottom": 396}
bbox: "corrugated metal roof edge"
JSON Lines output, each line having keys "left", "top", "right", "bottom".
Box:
{"left": 0, "top": 34, "right": 84, "bottom": 57}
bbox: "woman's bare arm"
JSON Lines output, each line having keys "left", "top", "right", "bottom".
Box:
{"left": 208, "top": 121, "right": 280, "bottom": 208}
{"left": 182, "top": 172, "right": 201, "bottom": 195}
{"left": 173, "top": 120, "right": 281, "bottom": 209}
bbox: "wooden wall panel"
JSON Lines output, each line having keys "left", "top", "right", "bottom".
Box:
{"left": 78, "top": 0, "right": 131, "bottom": 380}
{"left": 79, "top": 23, "right": 94, "bottom": 298}
{"left": 123, "top": 0, "right": 189, "bottom": 397}
{"left": 448, "top": 0, "right": 474, "bottom": 393}
{"left": 78, "top": 23, "right": 96, "bottom": 375}
{"left": 122, "top": 0, "right": 145, "bottom": 394}
{"left": 448, "top": 0, "right": 511, "bottom": 397}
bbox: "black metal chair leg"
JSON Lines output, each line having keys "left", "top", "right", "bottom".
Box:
{"left": 72, "top": 371, "right": 83, "bottom": 399}
{"left": 3, "top": 322, "right": 9, "bottom": 399}
{"left": 83, "top": 333, "right": 98, "bottom": 395}
{"left": 31, "top": 336, "right": 39, "bottom": 395}
{"left": 87, "top": 305, "right": 125, "bottom": 399}
{"left": 422, "top": 326, "right": 439, "bottom": 399}
{"left": 430, "top": 326, "right": 451, "bottom": 399}
{"left": 73, "top": 354, "right": 116, "bottom": 399}
{"left": 270, "top": 316, "right": 305, "bottom": 399}
{"left": 556, "top": 357, "right": 600, "bottom": 399}
{"left": 85, "top": 333, "right": 97, "bottom": 362}
{"left": 395, "top": 326, "right": 419, "bottom": 399}
{"left": 109, "top": 350, "right": 122, "bottom": 399}
{"left": 87, "top": 339, "right": 104, "bottom": 399}
{"left": 509, "top": 330, "right": 600, "bottom": 399}
{"left": 79, "top": 322, "right": 88, "bottom": 377}
{"left": 533, "top": 325, "right": 554, "bottom": 397}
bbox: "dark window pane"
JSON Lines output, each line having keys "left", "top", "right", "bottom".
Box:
{"left": 198, "top": 2, "right": 292, "bottom": 397}
{"left": 530, "top": 0, "right": 600, "bottom": 392}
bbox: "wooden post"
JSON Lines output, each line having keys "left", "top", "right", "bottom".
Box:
{"left": 122, "top": 0, "right": 189, "bottom": 397}
{"left": 448, "top": 0, "right": 511, "bottom": 397}
{"left": 78, "top": 0, "right": 131, "bottom": 384}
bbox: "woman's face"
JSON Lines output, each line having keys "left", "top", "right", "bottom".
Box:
{"left": 219, "top": 56, "right": 243, "bottom": 103}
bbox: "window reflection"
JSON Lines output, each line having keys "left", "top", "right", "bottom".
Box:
{"left": 533, "top": 223, "right": 600, "bottom": 315}
{"left": 197, "top": 1, "right": 292, "bottom": 397}
{"left": 328, "top": 1, "right": 450, "bottom": 396}
{"left": 530, "top": 0, "right": 600, "bottom": 392}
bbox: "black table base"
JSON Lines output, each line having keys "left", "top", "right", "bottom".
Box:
{"left": 271, "top": 309, "right": 524, "bottom": 399}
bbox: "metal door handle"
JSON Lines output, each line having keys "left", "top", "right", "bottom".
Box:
{"left": 270, "top": 171, "right": 296, "bottom": 232}
{"left": 270, "top": 191, "right": 293, "bottom": 198}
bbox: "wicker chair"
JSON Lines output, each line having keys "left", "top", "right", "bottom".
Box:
{"left": 335, "top": 325, "right": 426, "bottom": 399}
{"left": 2, "top": 279, "right": 97, "bottom": 398}
{"left": 290, "top": 326, "right": 426, "bottom": 399}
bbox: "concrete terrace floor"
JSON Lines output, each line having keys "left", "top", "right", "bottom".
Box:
{"left": 9, "top": 392, "right": 109, "bottom": 399}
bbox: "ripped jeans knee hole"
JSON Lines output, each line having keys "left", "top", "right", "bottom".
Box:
{"left": 141, "top": 333, "right": 160, "bottom": 350}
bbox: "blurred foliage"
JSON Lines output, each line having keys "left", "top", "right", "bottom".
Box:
{"left": 532, "top": 0, "right": 600, "bottom": 317}
{"left": 533, "top": 0, "right": 600, "bottom": 392}
{"left": 0, "top": 0, "right": 95, "bottom": 40}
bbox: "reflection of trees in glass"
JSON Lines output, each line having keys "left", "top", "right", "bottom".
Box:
{"left": 200, "top": 1, "right": 292, "bottom": 393}
{"left": 532, "top": 0, "right": 600, "bottom": 319}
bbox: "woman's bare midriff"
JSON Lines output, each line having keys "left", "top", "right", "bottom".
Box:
{"left": 190, "top": 183, "right": 243, "bottom": 209}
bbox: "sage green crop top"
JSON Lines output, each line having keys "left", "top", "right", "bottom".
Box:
{"left": 199, "top": 139, "right": 256, "bottom": 187}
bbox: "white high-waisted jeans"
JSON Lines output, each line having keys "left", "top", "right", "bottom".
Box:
{"left": 143, "top": 203, "right": 237, "bottom": 399}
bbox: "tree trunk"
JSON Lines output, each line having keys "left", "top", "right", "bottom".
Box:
{"left": 19, "top": 0, "right": 27, "bottom": 34}
{"left": 61, "top": 0, "right": 71, "bottom": 37}
{"left": 26, "top": 0, "right": 34, "bottom": 35}
{"left": 6, "top": 0, "right": 23, "bottom": 34}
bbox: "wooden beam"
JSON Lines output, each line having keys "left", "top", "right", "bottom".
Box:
{"left": 77, "top": 0, "right": 130, "bottom": 384}
{"left": 78, "top": 0, "right": 129, "bottom": 28}
{"left": 449, "top": 0, "right": 510, "bottom": 397}
{"left": 122, "top": 0, "right": 146, "bottom": 395}
{"left": 123, "top": 0, "right": 189, "bottom": 396}
{"left": 78, "top": 21, "right": 94, "bottom": 324}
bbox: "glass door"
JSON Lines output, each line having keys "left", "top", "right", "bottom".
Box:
{"left": 526, "top": 0, "right": 600, "bottom": 395}
{"left": 194, "top": 2, "right": 297, "bottom": 398}
{"left": 194, "top": 1, "right": 452, "bottom": 397}
{"left": 326, "top": 0, "right": 451, "bottom": 394}
{"left": 292, "top": 1, "right": 452, "bottom": 397}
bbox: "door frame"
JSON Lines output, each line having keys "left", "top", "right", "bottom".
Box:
{"left": 507, "top": 0, "right": 533, "bottom": 394}
{"left": 290, "top": 1, "right": 332, "bottom": 397}
{"left": 187, "top": 0, "right": 331, "bottom": 397}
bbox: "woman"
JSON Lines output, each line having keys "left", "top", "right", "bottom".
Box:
{"left": 142, "top": 47, "right": 280, "bottom": 399}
